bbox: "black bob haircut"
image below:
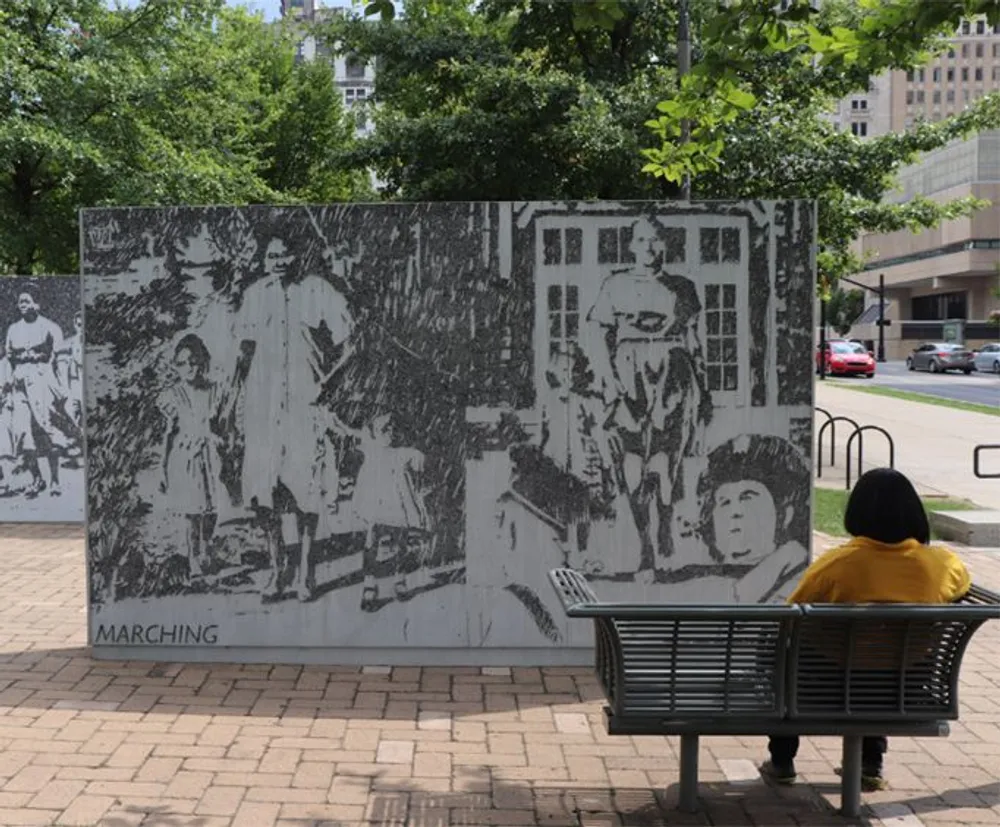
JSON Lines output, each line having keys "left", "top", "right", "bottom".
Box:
{"left": 844, "top": 467, "right": 930, "bottom": 545}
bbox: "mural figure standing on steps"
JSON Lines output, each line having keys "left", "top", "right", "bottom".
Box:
{"left": 231, "top": 222, "right": 355, "bottom": 604}
{"left": 586, "top": 219, "right": 713, "bottom": 574}
{"left": 6, "top": 287, "right": 72, "bottom": 499}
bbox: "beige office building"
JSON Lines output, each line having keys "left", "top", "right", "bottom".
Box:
{"left": 838, "top": 18, "right": 1000, "bottom": 357}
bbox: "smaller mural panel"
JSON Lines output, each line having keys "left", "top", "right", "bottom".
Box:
{"left": 0, "top": 276, "right": 83, "bottom": 522}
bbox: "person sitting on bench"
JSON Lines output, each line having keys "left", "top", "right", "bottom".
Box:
{"left": 759, "top": 467, "right": 971, "bottom": 791}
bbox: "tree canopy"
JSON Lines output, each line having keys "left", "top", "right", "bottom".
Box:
{"left": 333, "top": 0, "right": 1000, "bottom": 289}
{"left": 0, "top": 0, "right": 369, "bottom": 274}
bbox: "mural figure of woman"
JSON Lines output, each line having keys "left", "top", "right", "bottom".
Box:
{"left": 696, "top": 434, "right": 810, "bottom": 603}
{"left": 5, "top": 289, "right": 70, "bottom": 498}
{"left": 353, "top": 414, "right": 430, "bottom": 610}
{"left": 159, "top": 334, "right": 222, "bottom": 579}
{"left": 586, "top": 221, "right": 713, "bottom": 573}
{"left": 0, "top": 353, "right": 18, "bottom": 494}
{"left": 55, "top": 311, "right": 83, "bottom": 433}
{"left": 231, "top": 230, "right": 355, "bottom": 603}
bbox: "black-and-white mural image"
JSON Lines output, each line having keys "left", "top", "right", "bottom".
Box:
{"left": 82, "top": 202, "right": 815, "bottom": 658}
{"left": 0, "top": 276, "right": 83, "bottom": 522}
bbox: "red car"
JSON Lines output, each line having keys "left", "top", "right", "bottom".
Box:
{"left": 816, "top": 339, "right": 876, "bottom": 377}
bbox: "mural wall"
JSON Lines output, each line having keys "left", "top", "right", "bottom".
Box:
{"left": 82, "top": 202, "right": 816, "bottom": 659}
{"left": 0, "top": 276, "right": 83, "bottom": 522}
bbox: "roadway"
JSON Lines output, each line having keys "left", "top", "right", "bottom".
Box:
{"left": 821, "top": 359, "right": 1000, "bottom": 408}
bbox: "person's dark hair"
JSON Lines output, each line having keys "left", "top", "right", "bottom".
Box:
{"left": 843, "top": 467, "right": 929, "bottom": 545}
{"left": 697, "top": 435, "right": 810, "bottom": 561}
{"left": 174, "top": 333, "right": 211, "bottom": 380}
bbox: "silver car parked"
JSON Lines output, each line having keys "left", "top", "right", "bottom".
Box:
{"left": 972, "top": 342, "right": 1000, "bottom": 374}
{"left": 906, "top": 342, "right": 976, "bottom": 374}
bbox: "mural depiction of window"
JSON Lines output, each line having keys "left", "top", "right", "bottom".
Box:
{"left": 705, "top": 284, "right": 739, "bottom": 392}
{"left": 547, "top": 285, "right": 579, "bottom": 360}
{"left": 542, "top": 228, "right": 582, "bottom": 266}
{"left": 597, "top": 226, "right": 635, "bottom": 265}
{"left": 699, "top": 227, "right": 741, "bottom": 264}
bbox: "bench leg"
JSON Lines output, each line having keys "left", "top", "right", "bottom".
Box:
{"left": 679, "top": 734, "right": 699, "bottom": 812}
{"left": 840, "top": 735, "right": 863, "bottom": 818}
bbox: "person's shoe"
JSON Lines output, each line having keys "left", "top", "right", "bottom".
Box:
{"left": 759, "top": 760, "right": 797, "bottom": 785}
{"left": 835, "top": 766, "right": 889, "bottom": 792}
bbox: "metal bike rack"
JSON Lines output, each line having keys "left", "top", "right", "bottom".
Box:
{"left": 973, "top": 444, "right": 1000, "bottom": 479}
{"left": 816, "top": 415, "right": 860, "bottom": 478}
{"left": 846, "top": 425, "right": 896, "bottom": 490}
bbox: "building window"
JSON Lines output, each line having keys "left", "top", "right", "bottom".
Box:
{"left": 993, "top": 66, "right": 1000, "bottom": 81}
{"left": 961, "top": 20, "right": 970, "bottom": 35}
{"left": 994, "top": 43, "right": 1000, "bottom": 57}
{"left": 597, "top": 226, "right": 635, "bottom": 265}
{"left": 906, "top": 90, "right": 914, "bottom": 105}
{"left": 345, "top": 56, "right": 366, "bottom": 78}
{"left": 962, "top": 67, "right": 969, "bottom": 81}
{"left": 976, "top": 19, "right": 985, "bottom": 34}
{"left": 542, "top": 228, "right": 583, "bottom": 266}
{"left": 344, "top": 87, "right": 367, "bottom": 103}
{"left": 947, "top": 47, "right": 956, "bottom": 59}
{"left": 547, "top": 285, "right": 579, "bottom": 360}
{"left": 946, "top": 89, "right": 955, "bottom": 103}
{"left": 962, "top": 43, "right": 969, "bottom": 58}
{"left": 906, "top": 70, "right": 915, "bottom": 82}
{"left": 911, "top": 291, "right": 967, "bottom": 321}
{"left": 975, "top": 42, "right": 984, "bottom": 57}
{"left": 919, "top": 69, "right": 926, "bottom": 82}
{"left": 699, "top": 227, "right": 741, "bottom": 264}
{"left": 850, "top": 121, "right": 868, "bottom": 137}
{"left": 946, "top": 68, "right": 954, "bottom": 82}
{"left": 704, "top": 285, "right": 738, "bottom": 392}
{"left": 916, "top": 90, "right": 925, "bottom": 103}
{"left": 932, "top": 67, "right": 941, "bottom": 82}
{"left": 964, "top": 89, "right": 970, "bottom": 102}
{"left": 932, "top": 90, "right": 941, "bottom": 104}
{"left": 975, "top": 67, "right": 983, "bottom": 81}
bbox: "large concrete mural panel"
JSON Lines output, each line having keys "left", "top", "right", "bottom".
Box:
{"left": 0, "top": 276, "right": 83, "bottom": 522}
{"left": 82, "top": 202, "right": 816, "bottom": 663}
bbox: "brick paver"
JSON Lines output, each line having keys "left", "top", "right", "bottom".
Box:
{"left": 0, "top": 524, "right": 997, "bottom": 826}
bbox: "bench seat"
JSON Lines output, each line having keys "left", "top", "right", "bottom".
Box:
{"left": 549, "top": 568, "right": 1000, "bottom": 817}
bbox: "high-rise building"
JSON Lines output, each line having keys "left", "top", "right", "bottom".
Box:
{"left": 829, "top": 15, "right": 1000, "bottom": 140}
{"left": 281, "top": 1, "right": 376, "bottom": 138}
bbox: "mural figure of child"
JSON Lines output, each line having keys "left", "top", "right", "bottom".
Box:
{"left": 696, "top": 434, "right": 810, "bottom": 602}
{"left": 352, "top": 414, "right": 431, "bottom": 610}
{"left": 159, "top": 334, "right": 223, "bottom": 579}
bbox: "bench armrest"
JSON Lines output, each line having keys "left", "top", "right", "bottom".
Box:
{"left": 956, "top": 583, "right": 1000, "bottom": 608}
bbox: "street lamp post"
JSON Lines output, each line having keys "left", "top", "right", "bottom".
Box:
{"left": 838, "top": 273, "right": 888, "bottom": 363}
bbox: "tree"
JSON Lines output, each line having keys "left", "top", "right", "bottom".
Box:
{"left": 332, "top": 0, "right": 1000, "bottom": 291}
{"left": 0, "top": 0, "right": 367, "bottom": 274}
{"left": 826, "top": 287, "right": 865, "bottom": 335}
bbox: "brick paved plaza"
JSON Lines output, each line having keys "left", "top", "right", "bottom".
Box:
{"left": 0, "top": 525, "right": 997, "bottom": 826}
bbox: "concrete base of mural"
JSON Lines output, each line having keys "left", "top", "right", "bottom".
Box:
{"left": 83, "top": 201, "right": 816, "bottom": 661}
{"left": 90, "top": 645, "right": 594, "bottom": 666}
{"left": 0, "top": 276, "right": 83, "bottom": 524}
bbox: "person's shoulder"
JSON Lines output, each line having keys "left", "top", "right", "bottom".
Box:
{"left": 804, "top": 538, "right": 860, "bottom": 574}
{"left": 923, "top": 542, "right": 967, "bottom": 568}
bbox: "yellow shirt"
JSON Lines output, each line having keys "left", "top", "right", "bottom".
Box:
{"left": 787, "top": 536, "right": 971, "bottom": 604}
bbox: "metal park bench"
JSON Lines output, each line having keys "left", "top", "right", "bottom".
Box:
{"left": 549, "top": 568, "right": 1000, "bottom": 817}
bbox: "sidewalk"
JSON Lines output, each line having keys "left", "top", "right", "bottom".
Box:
{"left": 815, "top": 383, "right": 1000, "bottom": 510}
{"left": 0, "top": 524, "right": 998, "bottom": 827}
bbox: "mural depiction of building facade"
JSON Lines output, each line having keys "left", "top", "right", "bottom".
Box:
{"left": 0, "top": 276, "right": 83, "bottom": 523}
{"left": 82, "top": 202, "right": 815, "bottom": 661}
